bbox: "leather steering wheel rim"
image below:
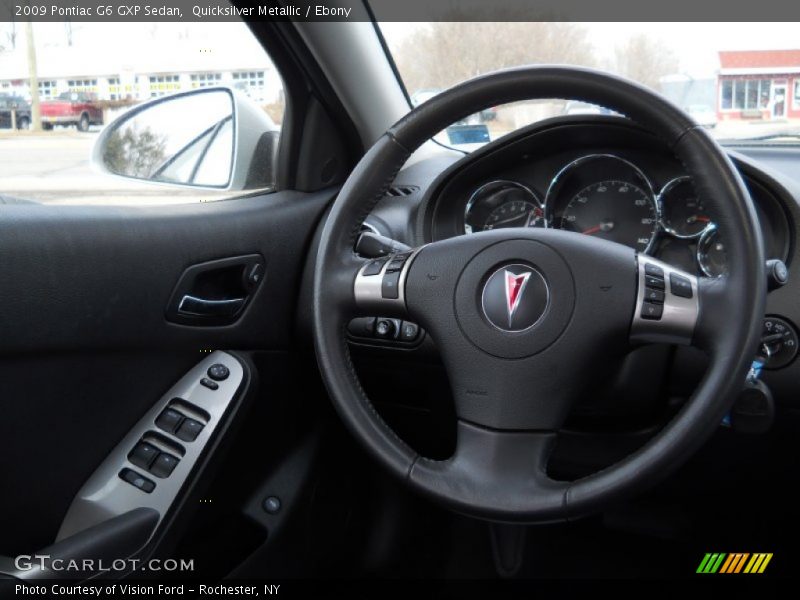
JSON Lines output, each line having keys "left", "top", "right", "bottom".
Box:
{"left": 312, "top": 66, "right": 765, "bottom": 522}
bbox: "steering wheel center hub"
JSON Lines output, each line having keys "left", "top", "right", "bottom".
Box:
{"left": 481, "top": 263, "right": 549, "bottom": 332}
{"left": 454, "top": 239, "right": 575, "bottom": 359}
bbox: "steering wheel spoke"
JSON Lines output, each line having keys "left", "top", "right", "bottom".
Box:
{"left": 630, "top": 254, "right": 700, "bottom": 346}
{"left": 410, "top": 420, "right": 567, "bottom": 521}
{"left": 352, "top": 247, "right": 422, "bottom": 319}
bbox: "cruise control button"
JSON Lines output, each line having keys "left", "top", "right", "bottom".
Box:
{"left": 644, "top": 288, "right": 665, "bottom": 304}
{"left": 644, "top": 275, "right": 665, "bottom": 290}
{"left": 120, "top": 468, "right": 155, "bottom": 493}
{"left": 207, "top": 364, "right": 229, "bottom": 381}
{"left": 381, "top": 271, "right": 401, "bottom": 299}
{"left": 670, "top": 273, "right": 693, "bottom": 298}
{"left": 150, "top": 452, "right": 179, "bottom": 478}
{"left": 644, "top": 263, "right": 664, "bottom": 278}
{"left": 128, "top": 442, "right": 159, "bottom": 470}
{"left": 374, "top": 318, "right": 398, "bottom": 339}
{"left": 641, "top": 301, "right": 664, "bottom": 320}
{"left": 362, "top": 259, "right": 386, "bottom": 276}
{"left": 399, "top": 321, "right": 419, "bottom": 341}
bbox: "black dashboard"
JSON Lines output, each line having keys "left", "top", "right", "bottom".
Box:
{"left": 351, "top": 115, "right": 800, "bottom": 412}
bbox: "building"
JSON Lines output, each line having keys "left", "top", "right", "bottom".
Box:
{"left": 717, "top": 50, "right": 800, "bottom": 121}
{"left": 0, "top": 41, "right": 282, "bottom": 105}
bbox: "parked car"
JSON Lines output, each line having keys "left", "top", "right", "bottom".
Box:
{"left": 40, "top": 91, "right": 104, "bottom": 131}
{"left": 685, "top": 104, "right": 718, "bottom": 128}
{"left": 0, "top": 93, "right": 31, "bottom": 130}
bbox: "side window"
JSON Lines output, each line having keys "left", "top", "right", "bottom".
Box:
{"left": 0, "top": 22, "right": 284, "bottom": 205}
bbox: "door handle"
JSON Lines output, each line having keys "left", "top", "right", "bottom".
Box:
{"left": 165, "top": 254, "right": 264, "bottom": 325}
{"left": 178, "top": 295, "right": 246, "bottom": 318}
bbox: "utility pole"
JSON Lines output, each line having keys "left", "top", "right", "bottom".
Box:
{"left": 24, "top": 20, "right": 41, "bottom": 132}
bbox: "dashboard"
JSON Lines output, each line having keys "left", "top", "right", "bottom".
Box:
{"left": 426, "top": 119, "right": 792, "bottom": 279}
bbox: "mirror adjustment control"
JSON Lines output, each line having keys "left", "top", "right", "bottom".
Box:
{"left": 119, "top": 468, "right": 155, "bottom": 493}
{"left": 207, "top": 364, "right": 230, "bottom": 381}
{"left": 150, "top": 452, "right": 180, "bottom": 479}
{"left": 128, "top": 442, "right": 159, "bottom": 470}
{"left": 175, "top": 418, "right": 204, "bottom": 442}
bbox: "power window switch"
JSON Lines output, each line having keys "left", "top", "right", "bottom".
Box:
{"left": 128, "top": 442, "right": 159, "bottom": 470}
{"left": 155, "top": 408, "right": 184, "bottom": 434}
{"left": 150, "top": 452, "right": 180, "bottom": 478}
{"left": 120, "top": 468, "right": 155, "bottom": 493}
{"left": 175, "top": 418, "right": 204, "bottom": 442}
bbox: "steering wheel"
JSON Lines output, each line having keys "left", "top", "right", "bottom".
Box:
{"left": 312, "top": 66, "right": 765, "bottom": 522}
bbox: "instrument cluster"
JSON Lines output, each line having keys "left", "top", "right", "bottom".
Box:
{"left": 462, "top": 154, "right": 730, "bottom": 277}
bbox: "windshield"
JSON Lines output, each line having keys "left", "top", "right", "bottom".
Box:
{"left": 380, "top": 22, "right": 800, "bottom": 149}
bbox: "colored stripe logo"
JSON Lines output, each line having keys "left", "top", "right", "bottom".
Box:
{"left": 697, "top": 553, "right": 773, "bottom": 574}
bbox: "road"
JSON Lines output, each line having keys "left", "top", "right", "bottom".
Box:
{"left": 0, "top": 130, "right": 232, "bottom": 205}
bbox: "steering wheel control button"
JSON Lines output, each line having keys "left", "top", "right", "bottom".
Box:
{"left": 644, "top": 288, "right": 665, "bottom": 304}
{"left": 374, "top": 318, "right": 399, "bottom": 339}
{"left": 200, "top": 377, "right": 219, "bottom": 390}
{"left": 481, "top": 264, "right": 549, "bottom": 332}
{"left": 669, "top": 273, "right": 693, "bottom": 298}
{"left": 175, "top": 418, "right": 204, "bottom": 442}
{"left": 641, "top": 301, "right": 664, "bottom": 320}
{"left": 399, "top": 321, "right": 420, "bottom": 341}
{"left": 150, "top": 452, "right": 180, "bottom": 478}
{"left": 381, "top": 271, "right": 401, "bottom": 299}
{"left": 128, "top": 442, "right": 160, "bottom": 469}
{"left": 207, "top": 363, "right": 230, "bottom": 381}
{"left": 644, "top": 263, "right": 665, "bottom": 278}
{"left": 363, "top": 259, "right": 386, "bottom": 276}
{"left": 155, "top": 408, "right": 184, "bottom": 434}
{"left": 644, "top": 274, "right": 665, "bottom": 290}
{"left": 119, "top": 468, "right": 155, "bottom": 493}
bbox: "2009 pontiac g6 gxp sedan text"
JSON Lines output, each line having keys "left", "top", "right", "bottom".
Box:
{"left": 1, "top": 0, "right": 799, "bottom": 591}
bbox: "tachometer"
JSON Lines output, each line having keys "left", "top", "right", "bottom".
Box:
{"left": 559, "top": 180, "right": 657, "bottom": 252}
{"left": 659, "top": 176, "right": 711, "bottom": 238}
{"left": 464, "top": 180, "right": 543, "bottom": 234}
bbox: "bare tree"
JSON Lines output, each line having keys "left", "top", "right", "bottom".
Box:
{"left": 613, "top": 34, "right": 679, "bottom": 91}
{"left": 392, "top": 22, "right": 598, "bottom": 94}
{"left": 1, "top": 21, "right": 17, "bottom": 51}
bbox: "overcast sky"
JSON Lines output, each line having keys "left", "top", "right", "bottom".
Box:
{"left": 3, "top": 21, "right": 800, "bottom": 80}
{"left": 381, "top": 22, "right": 800, "bottom": 77}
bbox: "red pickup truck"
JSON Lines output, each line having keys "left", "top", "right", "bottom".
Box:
{"left": 40, "top": 92, "right": 104, "bottom": 132}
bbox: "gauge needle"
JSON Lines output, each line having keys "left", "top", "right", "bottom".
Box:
{"left": 582, "top": 220, "right": 614, "bottom": 235}
{"left": 525, "top": 207, "right": 542, "bottom": 227}
{"left": 689, "top": 216, "right": 711, "bottom": 223}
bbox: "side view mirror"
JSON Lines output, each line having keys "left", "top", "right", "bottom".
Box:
{"left": 93, "top": 87, "right": 279, "bottom": 191}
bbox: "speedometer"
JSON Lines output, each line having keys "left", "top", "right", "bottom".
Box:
{"left": 559, "top": 180, "right": 658, "bottom": 252}
{"left": 545, "top": 154, "right": 659, "bottom": 253}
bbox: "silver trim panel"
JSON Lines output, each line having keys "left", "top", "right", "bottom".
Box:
{"left": 55, "top": 351, "right": 244, "bottom": 542}
{"left": 353, "top": 246, "right": 424, "bottom": 314}
{"left": 630, "top": 254, "right": 699, "bottom": 345}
